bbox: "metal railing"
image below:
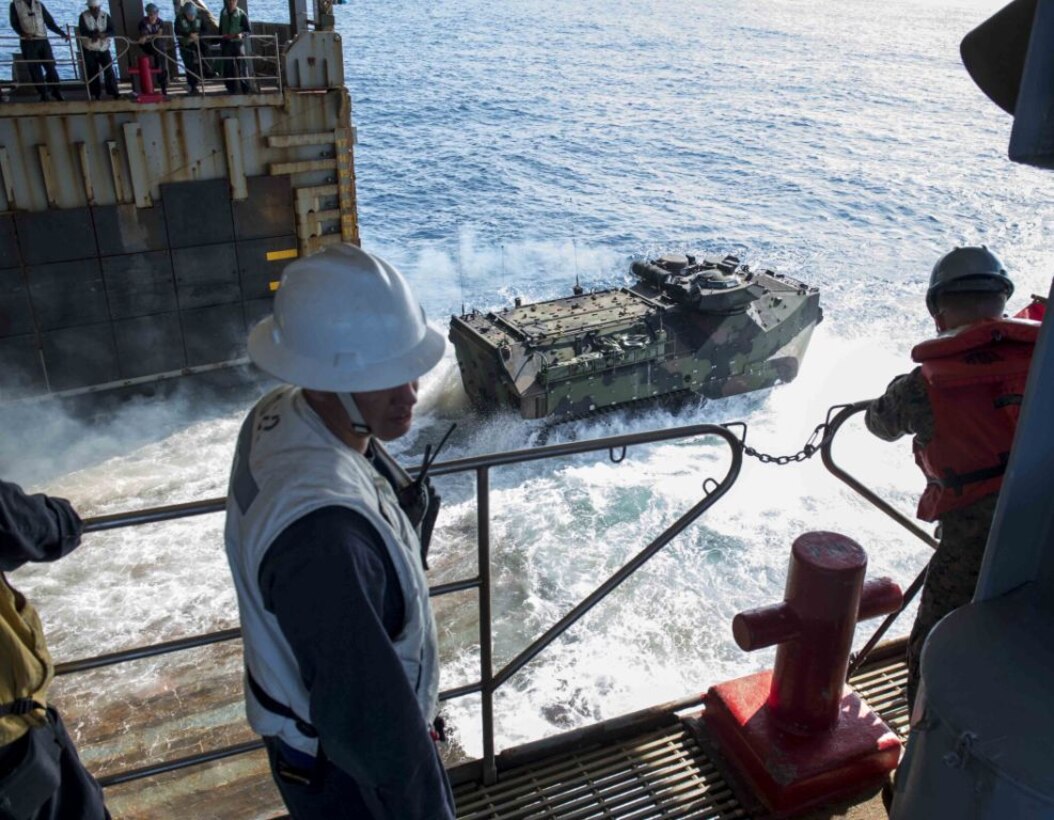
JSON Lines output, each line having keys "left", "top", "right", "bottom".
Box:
{"left": 136, "top": 33, "right": 283, "bottom": 96}
{"left": 1, "top": 30, "right": 82, "bottom": 95}
{"left": 1, "top": 30, "right": 281, "bottom": 98}
{"left": 60, "top": 423, "right": 744, "bottom": 787}
{"left": 818, "top": 401, "right": 937, "bottom": 678}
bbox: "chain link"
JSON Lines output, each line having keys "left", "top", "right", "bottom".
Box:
{"left": 742, "top": 421, "right": 833, "bottom": 466}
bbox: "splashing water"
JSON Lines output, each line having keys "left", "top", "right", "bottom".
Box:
{"left": 10, "top": 0, "right": 1048, "bottom": 767}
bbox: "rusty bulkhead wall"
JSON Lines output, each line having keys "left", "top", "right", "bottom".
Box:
{"left": 0, "top": 0, "right": 358, "bottom": 401}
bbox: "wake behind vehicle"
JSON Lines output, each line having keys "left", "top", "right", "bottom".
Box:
{"left": 449, "top": 253, "right": 823, "bottom": 419}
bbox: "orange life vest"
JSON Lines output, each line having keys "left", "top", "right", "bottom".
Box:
{"left": 910, "top": 318, "right": 1038, "bottom": 522}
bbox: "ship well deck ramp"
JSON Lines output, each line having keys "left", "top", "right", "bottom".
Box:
{"left": 51, "top": 407, "right": 918, "bottom": 818}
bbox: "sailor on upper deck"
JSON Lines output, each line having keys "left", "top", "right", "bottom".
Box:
{"left": 8, "top": 0, "right": 68, "bottom": 101}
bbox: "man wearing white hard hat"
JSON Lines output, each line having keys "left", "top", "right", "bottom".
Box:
{"left": 77, "top": 0, "right": 119, "bottom": 100}
{"left": 224, "top": 244, "right": 455, "bottom": 819}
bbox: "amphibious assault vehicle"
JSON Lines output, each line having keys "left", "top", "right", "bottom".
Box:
{"left": 449, "top": 253, "right": 823, "bottom": 419}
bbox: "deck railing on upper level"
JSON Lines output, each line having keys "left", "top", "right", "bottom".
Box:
{"left": 0, "top": 30, "right": 282, "bottom": 98}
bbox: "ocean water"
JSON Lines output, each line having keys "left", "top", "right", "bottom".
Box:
{"left": 8, "top": 0, "right": 1052, "bottom": 772}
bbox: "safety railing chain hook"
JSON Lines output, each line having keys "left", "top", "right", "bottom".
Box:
{"left": 741, "top": 419, "right": 833, "bottom": 466}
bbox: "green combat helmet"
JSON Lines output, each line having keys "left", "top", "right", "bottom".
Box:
{"left": 925, "top": 246, "right": 1014, "bottom": 317}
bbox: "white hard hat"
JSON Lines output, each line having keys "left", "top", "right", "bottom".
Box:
{"left": 87, "top": 0, "right": 102, "bottom": 7}
{"left": 248, "top": 244, "right": 445, "bottom": 392}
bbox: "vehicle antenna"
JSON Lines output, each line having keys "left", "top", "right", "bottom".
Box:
{"left": 457, "top": 238, "right": 466, "bottom": 312}
{"left": 571, "top": 236, "right": 584, "bottom": 296}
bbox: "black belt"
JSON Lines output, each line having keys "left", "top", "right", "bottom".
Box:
{"left": 246, "top": 670, "right": 318, "bottom": 739}
{"left": 930, "top": 453, "right": 1009, "bottom": 495}
{"left": 0, "top": 699, "right": 46, "bottom": 719}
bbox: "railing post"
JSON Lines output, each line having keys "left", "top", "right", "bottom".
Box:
{"left": 477, "top": 466, "right": 497, "bottom": 785}
{"left": 274, "top": 33, "right": 281, "bottom": 94}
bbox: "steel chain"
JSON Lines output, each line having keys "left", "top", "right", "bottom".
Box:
{"left": 742, "top": 421, "right": 833, "bottom": 466}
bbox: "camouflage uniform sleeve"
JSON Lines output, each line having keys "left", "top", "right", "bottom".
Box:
{"left": 864, "top": 367, "right": 933, "bottom": 444}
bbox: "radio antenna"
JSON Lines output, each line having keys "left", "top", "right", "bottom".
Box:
{"left": 570, "top": 199, "right": 583, "bottom": 295}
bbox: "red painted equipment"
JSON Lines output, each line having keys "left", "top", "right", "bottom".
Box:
{"left": 1015, "top": 294, "right": 1047, "bottom": 322}
{"left": 129, "top": 56, "right": 165, "bottom": 103}
{"left": 704, "top": 532, "right": 903, "bottom": 816}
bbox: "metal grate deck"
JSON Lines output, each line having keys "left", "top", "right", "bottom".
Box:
{"left": 454, "top": 646, "right": 909, "bottom": 819}
{"left": 454, "top": 724, "right": 746, "bottom": 820}
{"left": 849, "top": 653, "right": 911, "bottom": 739}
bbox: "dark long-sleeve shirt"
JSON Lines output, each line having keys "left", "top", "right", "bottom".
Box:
{"left": 0, "top": 479, "right": 82, "bottom": 571}
{"left": 259, "top": 505, "right": 454, "bottom": 820}
{"left": 9, "top": 0, "right": 65, "bottom": 38}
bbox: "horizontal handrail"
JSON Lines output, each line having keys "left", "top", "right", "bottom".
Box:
{"left": 55, "top": 627, "right": 241, "bottom": 676}
{"left": 0, "top": 30, "right": 282, "bottom": 95}
{"left": 96, "top": 739, "right": 264, "bottom": 788}
{"left": 80, "top": 423, "right": 740, "bottom": 533}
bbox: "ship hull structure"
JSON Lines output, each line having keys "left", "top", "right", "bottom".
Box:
{"left": 0, "top": 39, "right": 359, "bottom": 404}
{"left": 450, "top": 254, "right": 822, "bottom": 420}
{"left": 0, "top": 177, "right": 296, "bottom": 400}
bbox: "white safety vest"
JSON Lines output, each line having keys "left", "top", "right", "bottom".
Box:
{"left": 13, "top": 0, "right": 46, "bottom": 39}
{"left": 78, "top": 9, "right": 110, "bottom": 51}
{"left": 224, "top": 385, "right": 439, "bottom": 757}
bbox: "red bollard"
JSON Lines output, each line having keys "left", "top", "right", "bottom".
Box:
{"left": 128, "top": 55, "right": 165, "bottom": 103}
{"left": 704, "top": 532, "right": 903, "bottom": 816}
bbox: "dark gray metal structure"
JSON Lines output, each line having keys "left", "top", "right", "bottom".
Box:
{"left": 0, "top": 0, "right": 357, "bottom": 401}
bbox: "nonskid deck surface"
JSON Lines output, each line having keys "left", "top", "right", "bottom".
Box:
{"left": 59, "top": 641, "right": 907, "bottom": 818}
{"left": 453, "top": 724, "right": 743, "bottom": 820}
{"left": 450, "top": 647, "right": 908, "bottom": 819}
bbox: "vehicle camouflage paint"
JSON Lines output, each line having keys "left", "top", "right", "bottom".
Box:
{"left": 449, "top": 253, "right": 823, "bottom": 420}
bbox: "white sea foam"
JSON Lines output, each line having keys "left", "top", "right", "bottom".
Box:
{"left": 11, "top": 0, "right": 1043, "bottom": 766}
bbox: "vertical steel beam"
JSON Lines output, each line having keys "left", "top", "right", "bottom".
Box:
{"left": 334, "top": 126, "right": 357, "bottom": 244}
{"left": 107, "top": 139, "right": 131, "bottom": 204}
{"left": 477, "top": 466, "right": 497, "bottom": 786}
{"left": 77, "top": 142, "right": 96, "bottom": 206}
{"left": 121, "top": 122, "right": 153, "bottom": 208}
{"left": 288, "top": 0, "right": 308, "bottom": 36}
{"left": 0, "top": 147, "right": 15, "bottom": 208}
{"left": 36, "top": 145, "right": 58, "bottom": 207}
{"left": 222, "top": 118, "right": 248, "bottom": 201}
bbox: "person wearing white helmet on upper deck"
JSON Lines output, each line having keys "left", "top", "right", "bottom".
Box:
{"left": 223, "top": 244, "right": 455, "bottom": 819}
{"left": 77, "top": 0, "right": 119, "bottom": 100}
